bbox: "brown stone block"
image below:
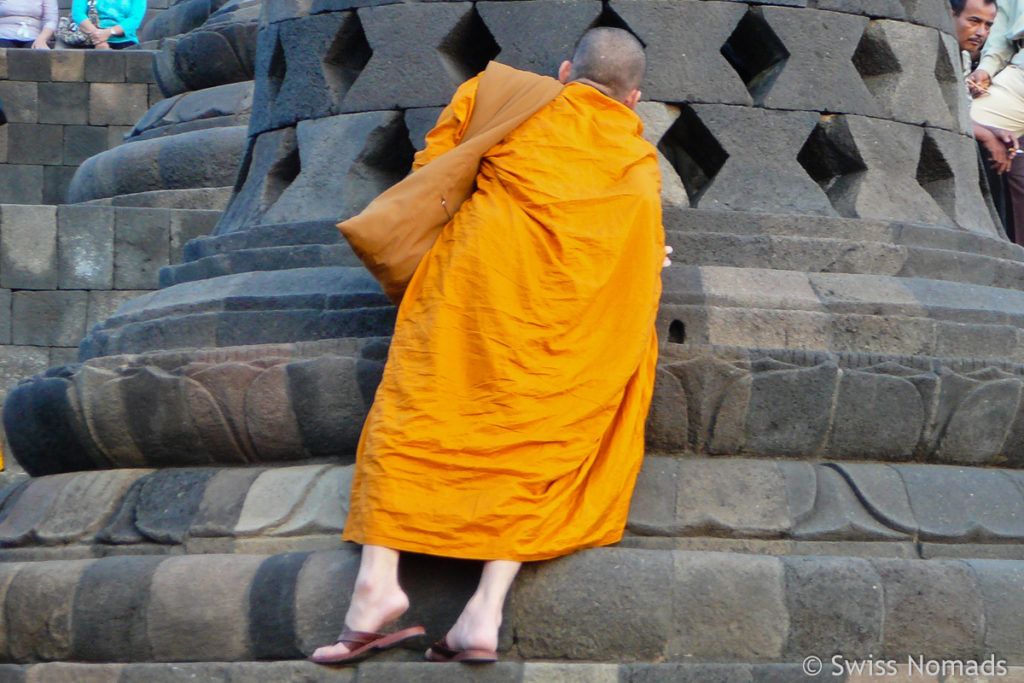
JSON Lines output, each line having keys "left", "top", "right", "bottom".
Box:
{"left": 668, "top": 551, "right": 787, "bottom": 660}
{"left": 50, "top": 52, "right": 85, "bottom": 82}
{"left": 872, "top": 558, "right": 984, "bottom": 659}
{"left": 0, "top": 81, "right": 37, "bottom": 123}
{"left": 146, "top": 554, "right": 263, "bottom": 661}
{"left": 34, "top": 469, "right": 150, "bottom": 544}
{"left": 245, "top": 364, "right": 306, "bottom": 462}
{"left": 234, "top": 465, "right": 329, "bottom": 536}
{"left": 513, "top": 548, "right": 673, "bottom": 660}
{"left": 24, "top": 663, "right": 126, "bottom": 683}
{"left": 293, "top": 548, "right": 360, "bottom": 654}
{"left": 7, "top": 122, "right": 63, "bottom": 166}
{"left": 0, "top": 474, "right": 75, "bottom": 545}
{"left": 0, "top": 562, "right": 27, "bottom": 660}
{"left": 5, "top": 559, "right": 93, "bottom": 662}
{"left": 89, "top": 83, "right": 149, "bottom": 126}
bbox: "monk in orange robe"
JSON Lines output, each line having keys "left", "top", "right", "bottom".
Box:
{"left": 312, "top": 27, "right": 664, "bottom": 665}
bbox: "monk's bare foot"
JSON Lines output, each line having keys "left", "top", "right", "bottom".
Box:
{"left": 443, "top": 595, "right": 501, "bottom": 653}
{"left": 310, "top": 574, "right": 410, "bottom": 661}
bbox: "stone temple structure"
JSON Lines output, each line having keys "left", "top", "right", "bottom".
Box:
{"left": 2, "top": 0, "right": 1024, "bottom": 678}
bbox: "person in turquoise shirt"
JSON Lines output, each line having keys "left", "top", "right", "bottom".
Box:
{"left": 71, "top": 0, "right": 146, "bottom": 49}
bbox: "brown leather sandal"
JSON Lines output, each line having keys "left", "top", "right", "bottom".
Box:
{"left": 309, "top": 625, "right": 426, "bottom": 665}
{"left": 425, "top": 637, "right": 499, "bottom": 663}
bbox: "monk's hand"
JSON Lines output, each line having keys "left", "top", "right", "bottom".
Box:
{"left": 663, "top": 245, "right": 673, "bottom": 269}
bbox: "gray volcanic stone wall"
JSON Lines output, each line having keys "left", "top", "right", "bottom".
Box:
{"left": 0, "top": 49, "right": 161, "bottom": 205}
{"left": 0, "top": 205, "right": 219, "bottom": 407}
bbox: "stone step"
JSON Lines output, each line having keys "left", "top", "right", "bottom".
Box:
{"left": 13, "top": 341, "right": 1024, "bottom": 473}
{"left": 0, "top": 547, "right": 1020, "bottom": 666}
{"left": 6, "top": 458, "right": 1024, "bottom": 560}
{"left": 6, "top": 659, "right": 1016, "bottom": 682}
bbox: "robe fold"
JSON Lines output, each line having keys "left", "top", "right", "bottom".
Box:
{"left": 342, "top": 75, "right": 664, "bottom": 562}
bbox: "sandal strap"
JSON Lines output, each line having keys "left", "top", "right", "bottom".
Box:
{"left": 336, "top": 628, "right": 384, "bottom": 648}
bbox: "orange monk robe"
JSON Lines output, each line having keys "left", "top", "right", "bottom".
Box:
{"left": 342, "top": 76, "right": 665, "bottom": 562}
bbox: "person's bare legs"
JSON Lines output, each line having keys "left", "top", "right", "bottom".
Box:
{"left": 311, "top": 545, "right": 409, "bottom": 660}
{"left": 442, "top": 559, "right": 521, "bottom": 653}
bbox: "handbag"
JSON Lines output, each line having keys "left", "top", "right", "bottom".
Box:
{"left": 56, "top": 0, "right": 99, "bottom": 47}
{"left": 337, "top": 61, "right": 564, "bottom": 305}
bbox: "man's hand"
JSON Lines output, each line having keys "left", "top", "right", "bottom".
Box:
{"left": 968, "top": 69, "right": 991, "bottom": 98}
{"left": 975, "top": 123, "right": 1018, "bottom": 174}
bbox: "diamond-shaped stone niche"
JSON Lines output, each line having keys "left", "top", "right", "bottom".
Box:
{"left": 796, "top": 115, "right": 867, "bottom": 215}
{"left": 720, "top": 9, "right": 789, "bottom": 104}
{"left": 657, "top": 105, "right": 728, "bottom": 207}
{"left": 323, "top": 12, "right": 373, "bottom": 103}
{"left": 852, "top": 21, "right": 899, "bottom": 102}
{"left": 437, "top": 7, "right": 500, "bottom": 82}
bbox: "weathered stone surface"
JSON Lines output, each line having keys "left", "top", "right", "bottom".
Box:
{"left": 669, "top": 551, "right": 787, "bottom": 661}
{"left": 293, "top": 547, "right": 361, "bottom": 654}
{"left": 627, "top": 456, "right": 679, "bottom": 535}
{"left": 190, "top": 467, "right": 266, "bottom": 537}
{"left": 0, "top": 562, "right": 27, "bottom": 661}
{"left": 610, "top": 0, "right": 748, "bottom": 104}
{"left": 963, "top": 559, "right": 1024, "bottom": 660}
{"left": 34, "top": 470, "right": 149, "bottom": 545}
{"left": 643, "top": 367, "right": 688, "bottom": 452}
{"left": 234, "top": 464, "right": 328, "bottom": 535}
{"left": 792, "top": 465, "right": 908, "bottom": 541}
{"left": 57, "top": 206, "right": 115, "bottom": 290}
{"left": 938, "top": 379, "right": 1023, "bottom": 464}
{"left": 357, "top": 664, "right": 521, "bottom": 683}
{"left": 115, "top": 209, "right": 170, "bottom": 290}
{"left": 287, "top": 355, "right": 373, "bottom": 458}
{"left": 147, "top": 554, "right": 264, "bottom": 661}
{"left": 264, "top": 12, "right": 350, "bottom": 130}
{"left": 759, "top": 8, "right": 875, "bottom": 114}
{"left": 89, "top": 83, "right": 150, "bottom": 126}
{"left": 826, "top": 370, "right": 923, "bottom": 460}
{"left": 920, "top": 129, "right": 997, "bottom": 236}
{"left": 622, "top": 663, "right": 754, "bottom": 683}
{"left": 521, "top": 662, "right": 618, "bottom": 683}
{"left": 897, "top": 465, "right": 1024, "bottom": 541}
{"left": 871, "top": 558, "right": 983, "bottom": 658}
{"left": 134, "top": 469, "right": 217, "bottom": 544}
{"left": 259, "top": 112, "right": 413, "bottom": 226}
{"left": 1, "top": 204, "right": 57, "bottom": 290}
{"left": 11, "top": 291, "right": 87, "bottom": 347}
{"left": 70, "top": 555, "right": 165, "bottom": 662}
{"left": 827, "top": 463, "right": 917, "bottom": 534}
{"left": 38, "top": 83, "right": 89, "bottom": 126}
{"left": 744, "top": 361, "right": 838, "bottom": 457}
{"left": 270, "top": 465, "right": 352, "bottom": 536}
{"left": 248, "top": 552, "right": 309, "bottom": 660}
{"left": 5, "top": 124, "right": 62, "bottom": 165}
{"left": 337, "top": 3, "right": 493, "bottom": 113}
{"left": 781, "top": 556, "right": 883, "bottom": 660}
{"left": 857, "top": 20, "right": 956, "bottom": 130}
{"left": 514, "top": 548, "right": 672, "bottom": 660}
{"left": 24, "top": 663, "right": 127, "bottom": 683}
{"left": 674, "top": 459, "right": 792, "bottom": 536}
{"left": 807, "top": 115, "right": 953, "bottom": 226}
{"left": 676, "top": 105, "right": 833, "bottom": 215}
{"left": 5, "top": 560, "right": 93, "bottom": 662}
{"left": 68, "top": 126, "right": 247, "bottom": 203}
{"left": 477, "top": 1, "right": 600, "bottom": 76}
{"left": 0, "top": 474, "right": 73, "bottom": 545}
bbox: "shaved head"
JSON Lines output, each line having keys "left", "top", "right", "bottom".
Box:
{"left": 567, "top": 28, "right": 646, "bottom": 101}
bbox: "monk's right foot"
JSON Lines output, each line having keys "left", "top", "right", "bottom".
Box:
{"left": 310, "top": 579, "right": 411, "bottom": 663}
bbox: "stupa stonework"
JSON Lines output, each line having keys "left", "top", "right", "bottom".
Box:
{"left": 1, "top": 0, "right": 1024, "bottom": 678}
